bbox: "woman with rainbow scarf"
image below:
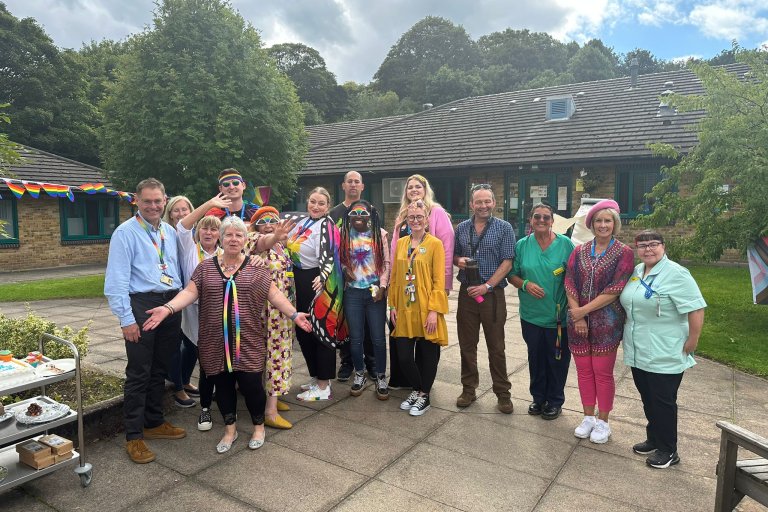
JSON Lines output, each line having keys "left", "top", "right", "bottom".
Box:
{"left": 143, "top": 217, "right": 311, "bottom": 454}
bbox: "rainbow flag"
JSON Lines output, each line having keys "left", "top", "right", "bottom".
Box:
{"left": 3, "top": 179, "right": 25, "bottom": 199}
{"left": 22, "top": 181, "right": 41, "bottom": 198}
{"left": 254, "top": 186, "right": 271, "bottom": 206}
{"left": 80, "top": 183, "right": 98, "bottom": 194}
{"left": 66, "top": 187, "right": 75, "bottom": 202}
{"left": 42, "top": 183, "right": 69, "bottom": 198}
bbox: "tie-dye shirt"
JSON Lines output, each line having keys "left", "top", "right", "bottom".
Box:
{"left": 348, "top": 229, "right": 379, "bottom": 289}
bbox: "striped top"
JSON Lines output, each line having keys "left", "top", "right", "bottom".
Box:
{"left": 191, "top": 256, "right": 270, "bottom": 376}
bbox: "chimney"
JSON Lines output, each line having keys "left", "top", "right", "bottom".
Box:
{"left": 656, "top": 86, "right": 676, "bottom": 125}
{"left": 629, "top": 58, "right": 639, "bottom": 88}
{"left": 422, "top": 103, "right": 433, "bottom": 110}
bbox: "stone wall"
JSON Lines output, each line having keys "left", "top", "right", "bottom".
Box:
{"left": 0, "top": 196, "right": 134, "bottom": 271}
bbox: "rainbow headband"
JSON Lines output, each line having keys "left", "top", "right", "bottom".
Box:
{"left": 219, "top": 173, "right": 243, "bottom": 184}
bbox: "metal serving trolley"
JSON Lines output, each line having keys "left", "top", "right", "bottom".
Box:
{"left": 0, "top": 333, "right": 93, "bottom": 490}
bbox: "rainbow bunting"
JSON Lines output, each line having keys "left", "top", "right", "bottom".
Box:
{"left": 80, "top": 183, "right": 98, "bottom": 194}
{"left": 4, "top": 179, "right": 25, "bottom": 199}
{"left": 22, "top": 181, "right": 41, "bottom": 198}
{"left": 66, "top": 187, "right": 75, "bottom": 202}
{"left": 41, "top": 183, "right": 69, "bottom": 198}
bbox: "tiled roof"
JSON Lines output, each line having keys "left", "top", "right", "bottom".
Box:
{"left": 303, "top": 64, "right": 749, "bottom": 176}
{"left": 2, "top": 145, "right": 114, "bottom": 188}
{"left": 307, "top": 115, "right": 408, "bottom": 148}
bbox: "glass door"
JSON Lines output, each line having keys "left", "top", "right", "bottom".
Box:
{"left": 517, "top": 173, "right": 571, "bottom": 236}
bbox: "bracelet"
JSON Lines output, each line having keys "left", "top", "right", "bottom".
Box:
{"left": 522, "top": 279, "right": 529, "bottom": 292}
{"left": 388, "top": 306, "right": 396, "bottom": 311}
{"left": 290, "top": 311, "right": 299, "bottom": 321}
{"left": 163, "top": 303, "right": 175, "bottom": 315}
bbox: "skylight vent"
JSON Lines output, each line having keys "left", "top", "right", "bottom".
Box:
{"left": 546, "top": 95, "right": 576, "bottom": 121}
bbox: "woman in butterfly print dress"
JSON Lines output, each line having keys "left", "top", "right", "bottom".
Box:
{"left": 247, "top": 206, "right": 295, "bottom": 430}
{"left": 565, "top": 200, "right": 634, "bottom": 444}
{"left": 285, "top": 187, "right": 342, "bottom": 401}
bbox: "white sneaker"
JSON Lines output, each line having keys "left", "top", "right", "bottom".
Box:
{"left": 297, "top": 384, "right": 332, "bottom": 401}
{"left": 574, "top": 415, "right": 596, "bottom": 439}
{"left": 300, "top": 377, "right": 318, "bottom": 391}
{"left": 590, "top": 419, "right": 611, "bottom": 444}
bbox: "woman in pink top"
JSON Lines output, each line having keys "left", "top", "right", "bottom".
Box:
{"left": 389, "top": 174, "right": 454, "bottom": 388}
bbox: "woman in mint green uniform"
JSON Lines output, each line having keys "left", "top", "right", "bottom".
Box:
{"left": 508, "top": 204, "right": 575, "bottom": 420}
{"left": 620, "top": 230, "right": 706, "bottom": 469}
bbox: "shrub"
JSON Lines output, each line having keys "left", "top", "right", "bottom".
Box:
{"left": 0, "top": 308, "right": 89, "bottom": 360}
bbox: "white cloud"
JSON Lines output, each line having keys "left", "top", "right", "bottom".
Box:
{"left": 687, "top": 1, "right": 768, "bottom": 41}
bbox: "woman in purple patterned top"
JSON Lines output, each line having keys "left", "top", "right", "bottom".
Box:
{"left": 565, "top": 200, "right": 634, "bottom": 445}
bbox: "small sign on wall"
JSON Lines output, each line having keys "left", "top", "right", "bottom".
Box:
{"left": 529, "top": 185, "right": 548, "bottom": 198}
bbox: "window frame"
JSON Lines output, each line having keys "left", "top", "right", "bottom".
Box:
{"left": 615, "top": 167, "right": 663, "bottom": 219}
{"left": 0, "top": 196, "right": 20, "bottom": 246}
{"left": 59, "top": 196, "right": 120, "bottom": 241}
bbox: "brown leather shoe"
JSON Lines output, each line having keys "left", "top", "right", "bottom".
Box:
{"left": 497, "top": 397, "right": 514, "bottom": 414}
{"left": 144, "top": 421, "right": 186, "bottom": 440}
{"left": 126, "top": 439, "right": 155, "bottom": 464}
{"left": 456, "top": 391, "right": 477, "bottom": 408}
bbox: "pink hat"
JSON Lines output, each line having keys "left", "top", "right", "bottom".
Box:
{"left": 585, "top": 199, "right": 620, "bottom": 229}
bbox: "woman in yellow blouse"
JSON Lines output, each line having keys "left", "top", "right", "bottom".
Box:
{"left": 389, "top": 201, "right": 448, "bottom": 416}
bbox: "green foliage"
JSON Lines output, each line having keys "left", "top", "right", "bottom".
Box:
{"left": 77, "top": 39, "right": 129, "bottom": 113}
{"left": 640, "top": 50, "right": 768, "bottom": 261}
{"left": 0, "top": 4, "right": 99, "bottom": 165}
{"left": 100, "top": 0, "right": 307, "bottom": 206}
{"left": 374, "top": 16, "right": 479, "bottom": 104}
{"left": 0, "top": 309, "right": 89, "bottom": 360}
{"left": 267, "top": 42, "right": 348, "bottom": 123}
{"left": 567, "top": 40, "right": 619, "bottom": 82}
{"left": 344, "top": 84, "right": 419, "bottom": 120}
{"left": 424, "top": 65, "right": 484, "bottom": 106}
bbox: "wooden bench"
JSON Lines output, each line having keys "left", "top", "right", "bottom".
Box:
{"left": 715, "top": 421, "right": 768, "bottom": 511}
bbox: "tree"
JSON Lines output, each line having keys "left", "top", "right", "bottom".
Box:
{"left": 641, "top": 50, "right": 768, "bottom": 260}
{"left": 567, "top": 39, "right": 619, "bottom": 82}
{"left": 0, "top": 3, "right": 99, "bottom": 165}
{"left": 267, "top": 42, "right": 348, "bottom": 123}
{"left": 343, "top": 83, "right": 418, "bottom": 120}
{"left": 78, "top": 39, "right": 129, "bottom": 109}
{"left": 100, "top": 0, "right": 307, "bottom": 206}
{"left": 374, "top": 16, "right": 479, "bottom": 103}
{"left": 424, "top": 66, "right": 483, "bottom": 106}
{"left": 0, "top": 104, "right": 23, "bottom": 239}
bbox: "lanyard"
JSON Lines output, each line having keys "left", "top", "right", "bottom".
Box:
{"left": 639, "top": 275, "right": 656, "bottom": 299}
{"left": 590, "top": 238, "right": 615, "bottom": 258}
{"left": 197, "top": 242, "right": 222, "bottom": 263}
{"left": 469, "top": 217, "right": 492, "bottom": 258}
{"left": 135, "top": 214, "right": 166, "bottom": 265}
{"left": 290, "top": 217, "right": 318, "bottom": 243}
{"left": 222, "top": 275, "right": 241, "bottom": 372}
{"left": 225, "top": 204, "right": 246, "bottom": 219}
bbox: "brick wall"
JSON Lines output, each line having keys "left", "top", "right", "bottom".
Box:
{"left": 0, "top": 196, "right": 134, "bottom": 271}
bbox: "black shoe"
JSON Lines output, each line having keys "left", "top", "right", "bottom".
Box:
{"left": 632, "top": 440, "right": 656, "bottom": 455}
{"left": 337, "top": 365, "right": 353, "bottom": 382}
{"left": 409, "top": 394, "right": 431, "bottom": 416}
{"left": 646, "top": 450, "right": 680, "bottom": 469}
{"left": 350, "top": 371, "right": 367, "bottom": 396}
{"left": 528, "top": 402, "right": 543, "bottom": 415}
{"left": 541, "top": 404, "right": 562, "bottom": 420}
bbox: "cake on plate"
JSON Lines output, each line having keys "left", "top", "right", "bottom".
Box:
{"left": 0, "top": 359, "right": 37, "bottom": 389}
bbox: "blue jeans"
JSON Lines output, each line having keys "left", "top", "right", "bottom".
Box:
{"left": 343, "top": 287, "right": 387, "bottom": 375}
{"left": 169, "top": 333, "right": 198, "bottom": 392}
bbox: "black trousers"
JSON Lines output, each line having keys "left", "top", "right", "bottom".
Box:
{"left": 209, "top": 370, "right": 265, "bottom": 425}
{"left": 396, "top": 337, "right": 441, "bottom": 394}
{"left": 631, "top": 367, "right": 684, "bottom": 453}
{"left": 521, "top": 319, "right": 571, "bottom": 408}
{"left": 339, "top": 319, "right": 375, "bottom": 372}
{"left": 294, "top": 267, "right": 336, "bottom": 380}
{"left": 124, "top": 291, "right": 181, "bottom": 441}
{"left": 196, "top": 350, "right": 214, "bottom": 409}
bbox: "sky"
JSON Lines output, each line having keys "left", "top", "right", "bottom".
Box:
{"left": 5, "top": 0, "right": 768, "bottom": 84}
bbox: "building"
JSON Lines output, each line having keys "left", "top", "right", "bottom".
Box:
{"left": 298, "top": 63, "right": 748, "bottom": 247}
{"left": 0, "top": 146, "right": 134, "bottom": 271}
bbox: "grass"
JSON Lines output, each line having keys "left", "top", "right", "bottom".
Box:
{"left": 0, "top": 274, "right": 105, "bottom": 302}
{"left": 687, "top": 264, "right": 768, "bottom": 378}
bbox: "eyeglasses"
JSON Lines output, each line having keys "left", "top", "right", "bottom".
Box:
{"left": 348, "top": 209, "right": 370, "bottom": 217}
{"left": 637, "top": 241, "right": 663, "bottom": 250}
{"left": 471, "top": 183, "right": 492, "bottom": 191}
{"left": 407, "top": 215, "right": 426, "bottom": 222}
{"left": 220, "top": 180, "right": 241, "bottom": 188}
{"left": 254, "top": 216, "right": 279, "bottom": 225}
{"left": 532, "top": 214, "right": 552, "bottom": 221}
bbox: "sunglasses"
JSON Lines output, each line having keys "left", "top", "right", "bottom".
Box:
{"left": 254, "top": 215, "right": 279, "bottom": 225}
{"left": 532, "top": 213, "right": 552, "bottom": 221}
{"left": 637, "top": 241, "right": 663, "bottom": 250}
{"left": 348, "top": 209, "right": 370, "bottom": 217}
{"left": 471, "top": 183, "right": 492, "bottom": 191}
{"left": 220, "top": 180, "right": 241, "bottom": 188}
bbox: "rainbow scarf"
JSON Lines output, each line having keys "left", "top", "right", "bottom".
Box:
{"left": 222, "top": 276, "right": 241, "bottom": 372}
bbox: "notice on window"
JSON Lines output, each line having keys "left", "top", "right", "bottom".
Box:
{"left": 529, "top": 185, "right": 548, "bottom": 198}
{"left": 557, "top": 187, "right": 568, "bottom": 210}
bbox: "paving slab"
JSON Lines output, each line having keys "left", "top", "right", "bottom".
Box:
{"left": 332, "top": 479, "right": 463, "bottom": 511}
{"left": 129, "top": 480, "right": 257, "bottom": 512}
{"left": 533, "top": 483, "right": 643, "bottom": 511}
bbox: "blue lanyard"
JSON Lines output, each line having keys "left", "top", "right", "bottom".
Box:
{"left": 590, "top": 238, "right": 615, "bottom": 258}
{"left": 225, "top": 204, "right": 246, "bottom": 219}
{"left": 638, "top": 275, "right": 656, "bottom": 299}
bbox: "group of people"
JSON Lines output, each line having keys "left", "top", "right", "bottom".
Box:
{"left": 105, "top": 169, "right": 706, "bottom": 471}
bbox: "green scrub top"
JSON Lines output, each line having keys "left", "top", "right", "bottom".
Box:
{"left": 509, "top": 233, "right": 575, "bottom": 328}
{"left": 619, "top": 255, "right": 707, "bottom": 374}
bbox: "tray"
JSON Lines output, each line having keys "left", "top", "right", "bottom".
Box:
{"left": 14, "top": 400, "right": 70, "bottom": 425}
{"left": 35, "top": 359, "right": 76, "bottom": 377}
{"left": 0, "top": 411, "right": 13, "bottom": 424}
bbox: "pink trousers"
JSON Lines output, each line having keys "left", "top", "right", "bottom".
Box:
{"left": 573, "top": 352, "right": 618, "bottom": 413}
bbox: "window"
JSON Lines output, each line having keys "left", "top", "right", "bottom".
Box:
{"left": 59, "top": 196, "right": 120, "bottom": 241}
{"left": 433, "top": 176, "right": 468, "bottom": 220}
{"left": 0, "top": 197, "right": 19, "bottom": 246}
{"left": 546, "top": 95, "right": 576, "bottom": 121}
{"left": 616, "top": 168, "right": 662, "bottom": 218}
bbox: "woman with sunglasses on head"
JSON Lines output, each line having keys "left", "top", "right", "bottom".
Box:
{"left": 508, "top": 204, "right": 575, "bottom": 421}
{"left": 389, "top": 201, "right": 448, "bottom": 416}
{"left": 620, "top": 230, "right": 706, "bottom": 469}
{"left": 247, "top": 206, "right": 297, "bottom": 429}
{"left": 389, "top": 174, "right": 454, "bottom": 389}
{"left": 564, "top": 200, "right": 634, "bottom": 444}
{"left": 339, "top": 200, "right": 391, "bottom": 399}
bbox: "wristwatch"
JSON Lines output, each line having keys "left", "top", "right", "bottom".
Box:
{"left": 485, "top": 283, "right": 493, "bottom": 292}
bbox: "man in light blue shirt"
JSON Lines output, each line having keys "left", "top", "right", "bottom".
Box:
{"left": 105, "top": 178, "right": 186, "bottom": 464}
